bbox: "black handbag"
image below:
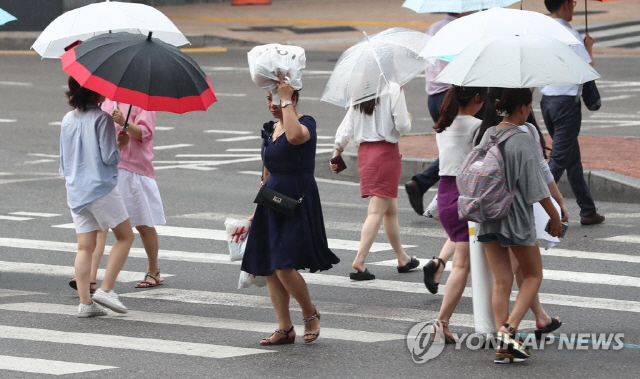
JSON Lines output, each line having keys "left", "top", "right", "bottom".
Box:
{"left": 254, "top": 185, "right": 302, "bottom": 218}
{"left": 582, "top": 80, "right": 601, "bottom": 111}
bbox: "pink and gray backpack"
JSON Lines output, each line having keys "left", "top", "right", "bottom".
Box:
{"left": 456, "top": 127, "right": 525, "bottom": 223}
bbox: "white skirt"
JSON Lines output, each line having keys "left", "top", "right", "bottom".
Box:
{"left": 533, "top": 198, "right": 561, "bottom": 250}
{"left": 117, "top": 168, "right": 166, "bottom": 228}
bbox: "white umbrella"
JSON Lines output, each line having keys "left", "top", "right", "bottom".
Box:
{"left": 402, "top": 0, "right": 519, "bottom": 14}
{"left": 0, "top": 8, "right": 17, "bottom": 26}
{"left": 32, "top": 0, "right": 189, "bottom": 58}
{"left": 420, "top": 8, "right": 581, "bottom": 61}
{"left": 321, "top": 27, "right": 431, "bottom": 108}
{"left": 434, "top": 34, "right": 600, "bottom": 88}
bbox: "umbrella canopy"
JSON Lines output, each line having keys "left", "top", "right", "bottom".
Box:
{"left": 420, "top": 8, "right": 581, "bottom": 61}
{"left": 33, "top": 0, "right": 189, "bottom": 59}
{"left": 402, "top": 0, "right": 519, "bottom": 13}
{"left": 61, "top": 32, "right": 216, "bottom": 114}
{"left": 434, "top": 34, "right": 600, "bottom": 88}
{"left": 0, "top": 8, "right": 17, "bottom": 26}
{"left": 321, "top": 27, "right": 431, "bottom": 107}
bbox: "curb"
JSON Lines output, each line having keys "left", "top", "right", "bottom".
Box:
{"left": 329, "top": 149, "right": 640, "bottom": 205}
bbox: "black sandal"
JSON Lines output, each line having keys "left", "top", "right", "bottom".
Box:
{"left": 69, "top": 279, "right": 97, "bottom": 294}
{"left": 422, "top": 257, "right": 445, "bottom": 294}
{"left": 496, "top": 323, "right": 530, "bottom": 359}
{"left": 303, "top": 309, "right": 321, "bottom": 343}
{"left": 397, "top": 257, "right": 420, "bottom": 273}
{"left": 259, "top": 325, "right": 295, "bottom": 346}
{"left": 534, "top": 317, "right": 562, "bottom": 339}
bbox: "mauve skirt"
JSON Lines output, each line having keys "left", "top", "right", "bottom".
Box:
{"left": 437, "top": 176, "right": 469, "bottom": 242}
{"left": 358, "top": 141, "right": 401, "bottom": 198}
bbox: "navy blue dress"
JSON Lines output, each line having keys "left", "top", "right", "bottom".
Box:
{"left": 241, "top": 116, "right": 340, "bottom": 276}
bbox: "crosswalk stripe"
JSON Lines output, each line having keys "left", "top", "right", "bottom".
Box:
{"left": 0, "top": 355, "right": 116, "bottom": 375}
{"left": 49, "top": 225, "right": 414, "bottom": 252}
{"left": 0, "top": 261, "right": 174, "bottom": 283}
{"left": 369, "top": 259, "right": 640, "bottom": 287}
{"left": 119, "top": 288, "right": 535, "bottom": 329}
{"left": 154, "top": 144, "right": 194, "bottom": 150}
{"left": 598, "top": 235, "right": 640, "bottom": 244}
{"left": 0, "top": 325, "right": 271, "bottom": 359}
{"left": 0, "top": 303, "right": 404, "bottom": 343}
{"left": 8, "top": 211, "right": 60, "bottom": 217}
{"left": 0, "top": 215, "right": 32, "bottom": 221}
{"left": 0, "top": 289, "right": 44, "bottom": 298}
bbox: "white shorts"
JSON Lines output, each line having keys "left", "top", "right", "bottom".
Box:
{"left": 70, "top": 186, "right": 129, "bottom": 234}
{"left": 117, "top": 168, "right": 166, "bottom": 228}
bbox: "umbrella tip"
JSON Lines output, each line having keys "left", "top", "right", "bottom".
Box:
{"left": 147, "top": 32, "right": 153, "bottom": 41}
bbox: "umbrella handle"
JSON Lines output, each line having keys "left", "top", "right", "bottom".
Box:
{"left": 121, "top": 105, "right": 132, "bottom": 133}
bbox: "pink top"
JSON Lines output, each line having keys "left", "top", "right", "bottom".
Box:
{"left": 424, "top": 15, "right": 455, "bottom": 96}
{"left": 101, "top": 99, "right": 157, "bottom": 179}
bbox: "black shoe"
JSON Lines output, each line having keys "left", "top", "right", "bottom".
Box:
{"left": 534, "top": 317, "right": 562, "bottom": 339}
{"left": 397, "top": 257, "right": 420, "bottom": 273}
{"left": 404, "top": 180, "right": 424, "bottom": 216}
{"left": 350, "top": 268, "right": 375, "bottom": 281}
{"left": 580, "top": 212, "right": 605, "bottom": 225}
{"left": 422, "top": 257, "right": 445, "bottom": 294}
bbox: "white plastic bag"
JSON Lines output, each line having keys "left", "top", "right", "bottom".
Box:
{"left": 224, "top": 218, "right": 251, "bottom": 261}
{"left": 533, "top": 198, "right": 561, "bottom": 250}
{"left": 247, "top": 43, "right": 306, "bottom": 105}
{"left": 238, "top": 270, "right": 268, "bottom": 289}
{"left": 424, "top": 194, "right": 439, "bottom": 220}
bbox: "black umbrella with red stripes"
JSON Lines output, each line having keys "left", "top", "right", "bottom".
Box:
{"left": 61, "top": 32, "right": 216, "bottom": 114}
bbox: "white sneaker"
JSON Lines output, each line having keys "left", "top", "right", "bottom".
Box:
{"left": 92, "top": 288, "right": 128, "bottom": 314}
{"left": 77, "top": 301, "right": 108, "bottom": 318}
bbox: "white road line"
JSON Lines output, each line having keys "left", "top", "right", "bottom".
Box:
{"left": 213, "top": 93, "right": 247, "bottom": 97}
{"left": 48, "top": 121, "right": 62, "bottom": 126}
{"left": 0, "top": 119, "right": 17, "bottom": 123}
{"left": 227, "top": 148, "right": 261, "bottom": 152}
{"left": 599, "top": 235, "right": 640, "bottom": 244}
{"left": 154, "top": 144, "right": 193, "bottom": 150}
{"left": 0, "top": 326, "right": 271, "bottom": 359}
{"left": 155, "top": 126, "right": 174, "bottom": 131}
{"left": 216, "top": 136, "right": 261, "bottom": 142}
{"left": 155, "top": 164, "right": 217, "bottom": 171}
{"left": 0, "top": 215, "right": 33, "bottom": 221}
{"left": 27, "top": 153, "right": 59, "bottom": 158}
{"left": 605, "top": 213, "right": 640, "bottom": 219}
{"left": 0, "top": 303, "right": 403, "bottom": 343}
{"left": 43, "top": 224, "right": 408, "bottom": 253}
{"left": 0, "top": 81, "right": 31, "bottom": 86}
{"left": 119, "top": 288, "right": 534, "bottom": 328}
{"left": 238, "top": 170, "right": 362, "bottom": 187}
{"left": 599, "top": 95, "right": 634, "bottom": 102}
{"left": 9, "top": 211, "right": 60, "bottom": 218}
{"left": 0, "top": 289, "right": 44, "bottom": 298}
{"left": 24, "top": 159, "right": 55, "bottom": 164}
{"left": 0, "top": 355, "right": 116, "bottom": 375}
{"left": 204, "top": 130, "right": 252, "bottom": 134}
{"left": 0, "top": 261, "right": 174, "bottom": 283}
{"left": 175, "top": 154, "right": 259, "bottom": 158}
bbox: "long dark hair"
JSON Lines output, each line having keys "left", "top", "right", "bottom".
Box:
{"left": 355, "top": 98, "right": 379, "bottom": 115}
{"left": 475, "top": 87, "right": 549, "bottom": 158}
{"left": 433, "top": 86, "right": 487, "bottom": 133}
{"left": 65, "top": 76, "right": 101, "bottom": 111}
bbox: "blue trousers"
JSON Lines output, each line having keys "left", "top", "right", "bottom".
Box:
{"left": 540, "top": 95, "right": 596, "bottom": 217}
{"left": 412, "top": 91, "right": 447, "bottom": 193}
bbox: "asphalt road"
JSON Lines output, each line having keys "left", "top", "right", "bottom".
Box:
{"left": 0, "top": 50, "right": 639, "bottom": 378}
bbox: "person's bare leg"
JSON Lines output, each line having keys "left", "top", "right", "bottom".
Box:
{"left": 433, "top": 238, "right": 456, "bottom": 284}
{"left": 505, "top": 245, "right": 543, "bottom": 331}
{"left": 137, "top": 225, "right": 162, "bottom": 285}
{"left": 511, "top": 251, "right": 552, "bottom": 328}
{"left": 100, "top": 219, "right": 134, "bottom": 290}
{"left": 262, "top": 273, "right": 295, "bottom": 343}
{"left": 274, "top": 269, "right": 319, "bottom": 342}
{"left": 352, "top": 196, "right": 388, "bottom": 272}
{"left": 89, "top": 229, "right": 108, "bottom": 292}
{"left": 483, "top": 242, "right": 512, "bottom": 329}
{"left": 76, "top": 231, "right": 98, "bottom": 304}
{"left": 382, "top": 197, "right": 413, "bottom": 266}
{"left": 436, "top": 242, "right": 470, "bottom": 340}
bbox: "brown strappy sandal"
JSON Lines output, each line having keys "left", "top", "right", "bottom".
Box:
{"left": 259, "top": 326, "right": 295, "bottom": 346}
{"left": 135, "top": 271, "right": 164, "bottom": 289}
{"left": 303, "top": 309, "right": 321, "bottom": 343}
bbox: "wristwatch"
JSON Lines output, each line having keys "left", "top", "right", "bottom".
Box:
{"left": 281, "top": 100, "right": 293, "bottom": 108}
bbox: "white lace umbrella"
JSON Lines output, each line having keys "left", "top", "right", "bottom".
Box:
{"left": 435, "top": 34, "right": 600, "bottom": 88}
{"left": 402, "top": 0, "right": 519, "bottom": 14}
{"left": 32, "top": 0, "right": 189, "bottom": 58}
{"left": 321, "top": 27, "right": 431, "bottom": 108}
{"left": 420, "top": 8, "right": 582, "bottom": 61}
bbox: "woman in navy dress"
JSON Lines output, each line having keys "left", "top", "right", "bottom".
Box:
{"left": 242, "top": 73, "right": 339, "bottom": 346}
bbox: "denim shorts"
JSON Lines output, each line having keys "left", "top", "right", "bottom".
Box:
{"left": 477, "top": 233, "right": 517, "bottom": 247}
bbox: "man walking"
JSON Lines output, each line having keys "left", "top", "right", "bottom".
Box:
{"left": 540, "top": 0, "right": 604, "bottom": 225}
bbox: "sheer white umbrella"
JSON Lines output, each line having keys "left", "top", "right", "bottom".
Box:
{"left": 321, "top": 27, "right": 431, "bottom": 108}
{"left": 32, "top": 0, "right": 189, "bottom": 58}
{"left": 402, "top": 0, "right": 519, "bottom": 14}
{"left": 434, "top": 34, "right": 600, "bottom": 88}
{"left": 420, "top": 7, "right": 581, "bottom": 61}
{"left": 0, "top": 8, "right": 17, "bottom": 26}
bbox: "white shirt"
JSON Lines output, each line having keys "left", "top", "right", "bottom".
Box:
{"left": 424, "top": 15, "right": 455, "bottom": 95}
{"left": 334, "top": 83, "right": 411, "bottom": 148}
{"left": 437, "top": 115, "right": 481, "bottom": 176}
{"left": 539, "top": 18, "right": 591, "bottom": 97}
{"left": 519, "top": 123, "right": 554, "bottom": 185}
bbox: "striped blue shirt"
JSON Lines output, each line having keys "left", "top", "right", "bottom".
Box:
{"left": 59, "top": 105, "right": 120, "bottom": 212}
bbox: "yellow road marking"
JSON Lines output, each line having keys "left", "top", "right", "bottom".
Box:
{"left": 171, "top": 15, "right": 432, "bottom": 28}
{"left": 180, "top": 47, "right": 227, "bottom": 53}
{"left": 0, "top": 51, "right": 37, "bottom": 55}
